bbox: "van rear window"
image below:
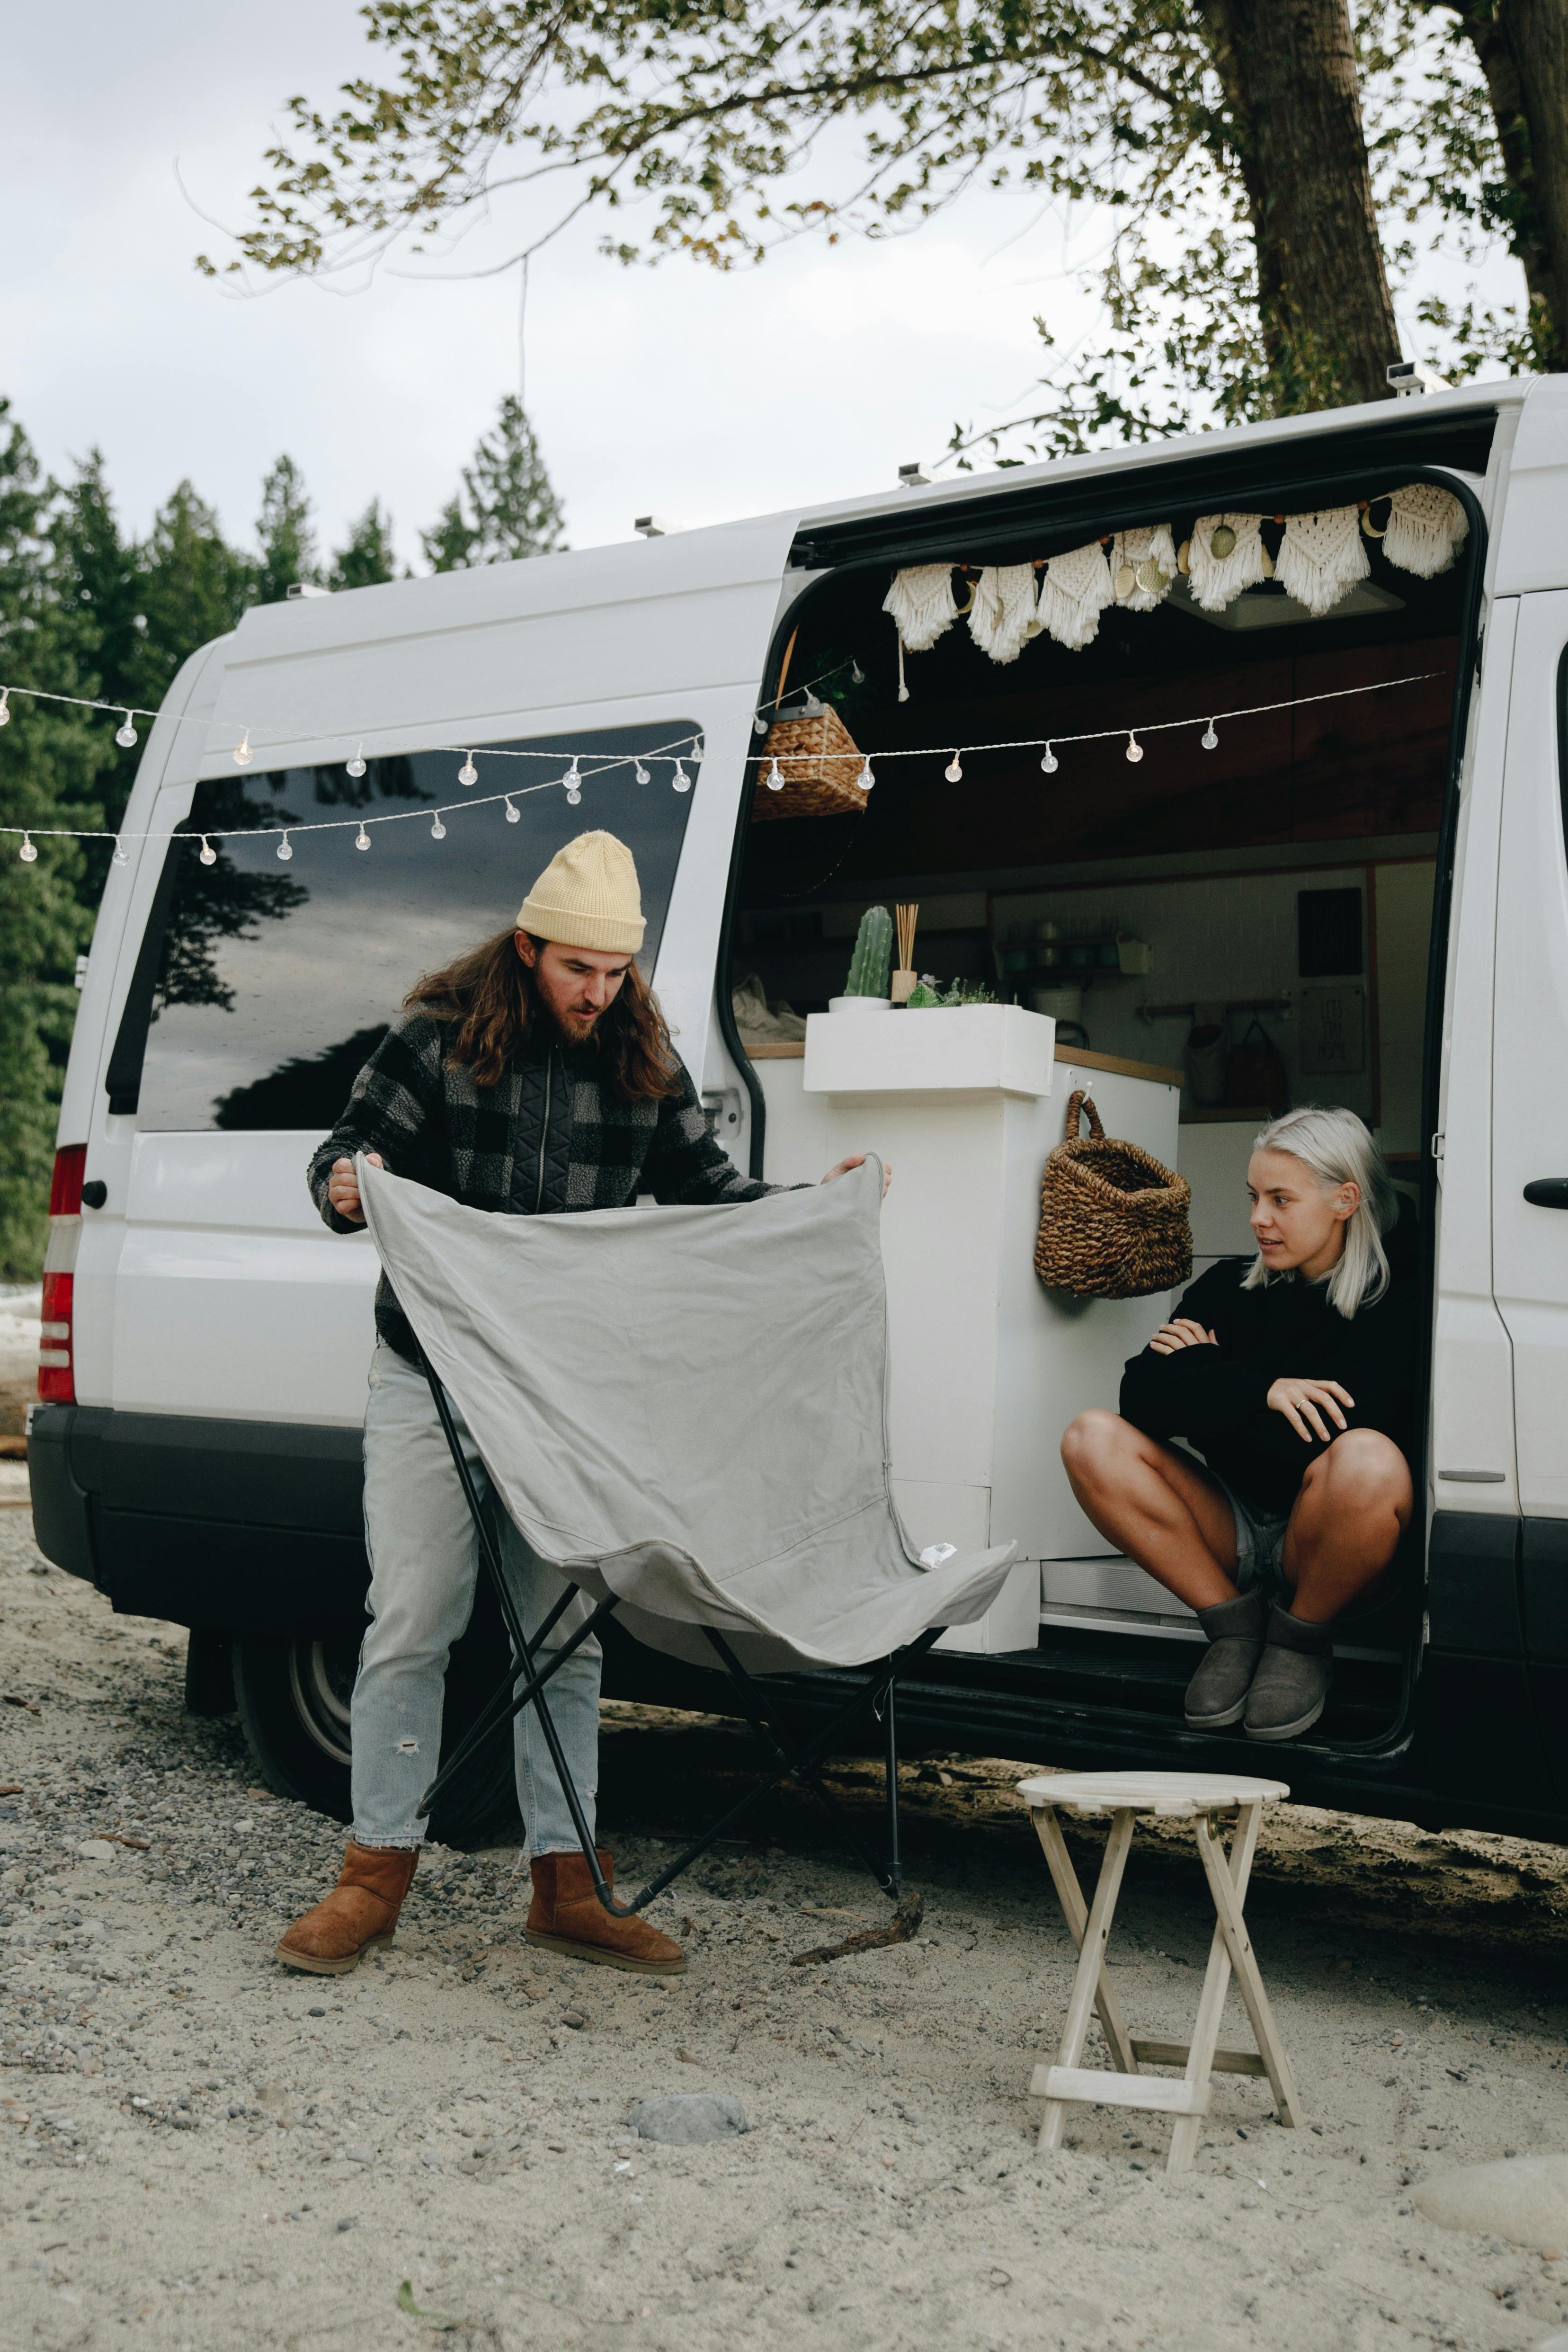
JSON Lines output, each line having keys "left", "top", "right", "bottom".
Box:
{"left": 133, "top": 724, "right": 700, "bottom": 1131}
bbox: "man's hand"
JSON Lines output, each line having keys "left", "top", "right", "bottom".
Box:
{"left": 822, "top": 1153, "right": 892, "bottom": 1198}
{"left": 1148, "top": 1317, "right": 1218, "bottom": 1357}
{"left": 1267, "top": 1376, "right": 1354, "bottom": 1444}
{"left": 327, "top": 1152, "right": 383, "bottom": 1226}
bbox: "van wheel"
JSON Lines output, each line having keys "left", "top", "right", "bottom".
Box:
{"left": 231, "top": 1591, "right": 519, "bottom": 1844}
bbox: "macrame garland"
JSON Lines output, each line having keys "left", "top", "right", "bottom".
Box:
{"left": 1037, "top": 540, "right": 1115, "bottom": 652}
{"left": 1187, "top": 513, "right": 1269, "bottom": 612}
{"left": 968, "top": 565, "right": 1041, "bottom": 664}
{"left": 1109, "top": 525, "right": 1177, "bottom": 614}
{"left": 1381, "top": 483, "right": 1469, "bottom": 579}
{"left": 882, "top": 564, "right": 960, "bottom": 653}
{"left": 1275, "top": 507, "right": 1370, "bottom": 618}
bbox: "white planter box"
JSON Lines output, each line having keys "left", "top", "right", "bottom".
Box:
{"left": 803, "top": 1002, "right": 1056, "bottom": 1100}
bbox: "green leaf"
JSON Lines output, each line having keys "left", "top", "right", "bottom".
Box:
{"left": 396, "top": 2279, "right": 460, "bottom": 2331}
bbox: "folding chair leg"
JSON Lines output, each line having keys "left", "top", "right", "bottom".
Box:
{"left": 883, "top": 1676, "right": 902, "bottom": 1899}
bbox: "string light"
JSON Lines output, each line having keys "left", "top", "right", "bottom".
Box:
{"left": 112, "top": 837, "right": 128, "bottom": 865}
{"left": 634, "top": 760, "right": 651, "bottom": 786}
{"left": 430, "top": 815, "right": 447, "bottom": 841}
{"left": 857, "top": 757, "right": 875, "bottom": 793}
{"left": 0, "top": 688, "right": 9, "bottom": 726}
{"left": 459, "top": 753, "right": 478, "bottom": 787}
{"left": 347, "top": 743, "right": 367, "bottom": 779}
{"left": 115, "top": 713, "right": 138, "bottom": 749}
{"left": 504, "top": 796, "right": 520, "bottom": 823}
{"left": 1125, "top": 731, "right": 1144, "bottom": 763}
{"left": 234, "top": 731, "right": 253, "bottom": 767}
{"left": 1202, "top": 719, "right": 1219, "bottom": 749}
{"left": 671, "top": 759, "right": 691, "bottom": 794}
{"left": 276, "top": 832, "right": 293, "bottom": 861}
{"left": 356, "top": 823, "right": 371, "bottom": 852}
{"left": 765, "top": 759, "right": 784, "bottom": 792}
{"left": 562, "top": 757, "right": 582, "bottom": 807}
{"left": 18, "top": 833, "right": 36, "bottom": 862}
{"left": 944, "top": 752, "right": 963, "bottom": 782}
{"left": 199, "top": 837, "right": 217, "bottom": 866}
{"left": 1040, "top": 743, "right": 1059, "bottom": 775}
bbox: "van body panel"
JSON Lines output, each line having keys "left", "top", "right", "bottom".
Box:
{"left": 1489, "top": 378, "right": 1568, "bottom": 596}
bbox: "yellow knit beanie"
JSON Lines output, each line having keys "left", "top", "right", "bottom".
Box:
{"left": 516, "top": 830, "right": 646, "bottom": 954}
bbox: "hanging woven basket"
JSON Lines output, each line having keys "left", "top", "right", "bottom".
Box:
{"left": 1034, "top": 1090, "right": 1193, "bottom": 1300}
{"left": 751, "top": 702, "right": 868, "bottom": 822}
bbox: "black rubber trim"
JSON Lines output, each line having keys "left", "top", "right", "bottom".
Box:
{"left": 1427, "top": 1511, "right": 1523, "bottom": 1655}
{"left": 1523, "top": 1518, "right": 1568, "bottom": 1661}
{"left": 104, "top": 842, "right": 184, "bottom": 1114}
{"left": 93, "top": 1506, "right": 369, "bottom": 1638}
{"left": 65, "top": 1406, "right": 365, "bottom": 1534}
{"left": 25, "top": 1406, "right": 95, "bottom": 1582}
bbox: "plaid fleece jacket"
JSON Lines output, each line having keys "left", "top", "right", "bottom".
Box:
{"left": 307, "top": 1008, "right": 780, "bottom": 1362}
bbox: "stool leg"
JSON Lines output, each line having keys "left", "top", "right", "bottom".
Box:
{"left": 1038, "top": 1808, "right": 1135, "bottom": 2154}
{"left": 1166, "top": 1806, "right": 1262, "bottom": 2174}
{"left": 1030, "top": 1806, "right": 1139, "bottom": 2074}
{"left": 1194, "top": 1809, "right": 1302, "bottom": 2130}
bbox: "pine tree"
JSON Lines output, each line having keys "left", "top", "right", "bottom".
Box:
{"left": 329, "top": 499, "right": 398, "bottom": 589}
{"left": 55, "top": 451, "right": 146, "bottom": 837}
{"left": 421, "top": 396, "right": 566, "bottom": 570}
{"left": 254, "top": 454, "right": 319, "bottom": 604}
{"left": 136, "top": 481, "right": 252, "bottom": 703}
{"left": 0, "top": 406, "right": 115, "bottom": 1279}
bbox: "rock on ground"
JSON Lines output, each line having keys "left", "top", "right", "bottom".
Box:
{"left": 3, "top": 1507, "right": 1568, "bottom": 2351}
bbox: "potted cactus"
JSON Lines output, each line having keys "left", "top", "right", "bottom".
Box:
{"left": 829, "top": 905, "right": 893, "bottom": 1013}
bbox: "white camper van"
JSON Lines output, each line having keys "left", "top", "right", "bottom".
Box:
{"left": 27, "top": 377, "right": 1568, "bottom": 1843}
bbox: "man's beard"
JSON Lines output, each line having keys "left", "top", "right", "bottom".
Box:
{"left": 545, "top": 1000, "right": 604, "bottom": 1047}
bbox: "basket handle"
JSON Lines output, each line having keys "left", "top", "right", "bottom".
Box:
{"left": 1065, "top": 1088, "right": 1105, "bottom": 1141}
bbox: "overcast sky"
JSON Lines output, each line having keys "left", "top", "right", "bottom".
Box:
{"left": 12, "top": 5, "right": 1523, "bottom": 571}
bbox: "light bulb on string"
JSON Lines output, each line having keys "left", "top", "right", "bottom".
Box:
{"left": 765, "top": 759, "right": 784, "bottom": 792}
{"left": 199, "top": 836, "right": 217, "bottom": 866}
{"left": 562, "top": 757, "right": 582, "bottom": 806}
{"left": 431, "top": 814, "right": 447, "bottom": 841}
{"left": 347, "top": 743, "right": 367, "bottom": 779}
{"left": 1040, "top": 743, "right": 1059, "bottom": 775}
{"left": 115, "top": 713, "right": 138, "bottom": 749}
{"left": 276, "top": 832, "right": 293, "bottom": 862}
{"left": 0, "top": 688, "right": 10, "bottom": 727}
{"left": 671, "top": 759, "right": 691, "bottom": 793}
{"left": 458, "top": 753, "right": 478, "bottom": 787}
{"left": 634, "top": 760, "right": 650, "bottom": 786}
{"left": 1125, "top": 731, "right": 1144, "bottom": 764}
{"left": 504, "top": 796, "right": 520, "bottom": 824}
{"left": 944, "top": 751, "right": 963, "bottom": 783}
{"left": 356, "top": 824, "right": 371, "bottom": 852}
{"left": 234, "top": 731, "right": 253, "bottom": 767}
{"left": 753, "top": 714, "right": 768, "bottom": 737}
{"left": 112, "top": 837, "right": 128, "bottom": 866}
{"left": 857, "top": 757, "right": 875, "bottom": 793}
{"left": 18, "top": 832, "right": 36, "bottom": 863}
{"left": 851, "top": 659, "right": 865, "bottom": 685}
{"left": 1201, "top": 718, "right": 1219, "bottom": 750}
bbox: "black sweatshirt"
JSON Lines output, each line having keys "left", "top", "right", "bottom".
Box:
{"left": 1118, "top": 1210, "right": 1422, "bottom": 1515}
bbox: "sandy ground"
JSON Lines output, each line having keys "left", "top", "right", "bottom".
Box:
{"left": 5, "top": 1507, "right": 1568, "bottom": 2352}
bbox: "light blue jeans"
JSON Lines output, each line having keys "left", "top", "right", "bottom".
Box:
{"left": 351, "top": 1342, "right": 601, "bottom": 1854}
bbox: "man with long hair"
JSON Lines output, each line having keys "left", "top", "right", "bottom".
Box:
{"left": 276, "top": 831, "right": 878, "bottom": 1980}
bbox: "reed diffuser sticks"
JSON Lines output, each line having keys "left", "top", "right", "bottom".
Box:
{"left": 892, "top": 902, "right": 919, "bottom": 1004}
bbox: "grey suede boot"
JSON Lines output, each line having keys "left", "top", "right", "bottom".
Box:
{"left": 1245, "top": 1604, "right": 1335, "bottom": 1742}
{"left": 1185, "top": 1587, "right": 1269, "bottom": 1730}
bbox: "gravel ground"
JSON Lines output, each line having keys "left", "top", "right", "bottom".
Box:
{"left": 5, "top": 1505, "right": 1568, "bottom": 2352}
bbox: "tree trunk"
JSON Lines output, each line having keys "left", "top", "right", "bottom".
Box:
{"left": 1196, "top": 0, "right": 1401, "bottom": 411}
{"left": 1445, "top": 0, "right": 1568, "bottom": 370}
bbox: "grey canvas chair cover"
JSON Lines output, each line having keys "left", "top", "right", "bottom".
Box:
{"left": 356, "top": 1153, "right": 1016, "bottom": 1675}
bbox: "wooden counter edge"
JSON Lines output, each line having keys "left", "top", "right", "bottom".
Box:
{"left": 743, "top": 1039, "right": 1183, "bottom": 1086}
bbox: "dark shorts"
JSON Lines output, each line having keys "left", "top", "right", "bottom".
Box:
{"left": 1212, "top": 1473, "right": 1291, "bottom": 1603}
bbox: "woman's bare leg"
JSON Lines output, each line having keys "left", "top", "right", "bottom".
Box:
{"left": 1060, "top": 1409, "right": 1240, "bottom": 1612}
{"left": 1281, "top": 1428, "right": 1412, "bottom": 1624}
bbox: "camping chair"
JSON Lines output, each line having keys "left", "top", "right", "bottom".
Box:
{"left": 355, "top": 1153, "right": 1016, "bottom": 1933}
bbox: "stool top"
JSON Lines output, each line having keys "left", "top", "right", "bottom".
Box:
{"left": 1016, "top": 1769, "right": 1289, "bottom": 1818}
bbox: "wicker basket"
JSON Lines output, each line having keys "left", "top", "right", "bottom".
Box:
{"left": 751, "top": 703, "right": 868, "bottom": 822}
{"left": 1034, "top": 1090, "right": 1192, "bottom": 1300}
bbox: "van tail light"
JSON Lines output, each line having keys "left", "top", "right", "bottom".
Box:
{"left": 38, "top": 1145, "right": 86, "bottom": 1406}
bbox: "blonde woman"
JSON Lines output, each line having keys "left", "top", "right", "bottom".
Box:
{"left": 1061, "top": 1107, "right": 1417, "bottom": 1743}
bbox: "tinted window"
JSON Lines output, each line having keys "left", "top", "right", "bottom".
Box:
{"left": 135, "top": 724, "right": 700, "bottom": 1131}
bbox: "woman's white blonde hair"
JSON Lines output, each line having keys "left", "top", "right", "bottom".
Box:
{"left": 1242, "top": 1105, "right": 1399, "bottom": 1317}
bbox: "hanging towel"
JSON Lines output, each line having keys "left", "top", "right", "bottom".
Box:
{"left": 1187, "top": 513, "right": 1269, "bottom": 613}
{"left": 968, "top": 564, "right": 1041, "bottom": 663}
{"left": 1109, "top": 524, "right": 1178, "bottom": 613}
{"left": 1037, "top": 540, "right": 1115, "bottom": 651}
{"left": 1381, "top": 482, "right": 1469, "bottom": 579}
{"left": 356, "top": 1155, "right": 1017, "bottom": 1676}
{"left": 882, "top": 565, "right": 960, "bottom": 653}
{"left": 1276, "top": 508, "right": 1369, "bottom": 617}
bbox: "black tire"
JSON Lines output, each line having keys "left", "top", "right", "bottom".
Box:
{"left": 231, "top": 1579, "right": 519, "bottom": 1844}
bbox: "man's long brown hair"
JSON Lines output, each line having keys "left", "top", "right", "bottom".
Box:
{"left": 406, "top": 928, "right": 681, "bottom": 1100}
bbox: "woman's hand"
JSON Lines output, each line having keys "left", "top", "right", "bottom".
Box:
{"left": 327, "top": 1151, "right": 383, "bottom": 1225}
{"left": 1267, "top": 1376, "right": 1354, "bottom": 1443}
{"left": 822, "top": 1154, "right": 892, "bottom": 1197}
{"left": 1148, "top": 1317, "right": 1218, "bottom": 1357}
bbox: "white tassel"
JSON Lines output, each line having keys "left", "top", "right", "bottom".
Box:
{"left": 1187, "top": 513, "right": 1268, "bottom": 612}
{"left": 1109, "top": 524, "right": 1177, "bottom": 612}
{"left": 882, "top": 564, "right": 959, "bottom": 653}
{"left": 1382, "top": 483, "right": 1469, "bottom": 579}
{"left": 967, "top": 564, "right": 1040, "bottom": 664}
{"left": 1037, "top": 540, "right": 1115, "bottom": 651}
{"left": 1276, "top": 507, "right": 1369, "bottom": 617}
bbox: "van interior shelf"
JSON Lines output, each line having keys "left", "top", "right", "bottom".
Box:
{"left": 745, "top": 1039, "right": 1182, "bottom": 1088}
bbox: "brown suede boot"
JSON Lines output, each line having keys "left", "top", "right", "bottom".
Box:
{"left": 525, "top": 1849, "right": 685, "bottom": 1975}
{"left": 274, "top": 1841, "right": 419, "bottom": 1976}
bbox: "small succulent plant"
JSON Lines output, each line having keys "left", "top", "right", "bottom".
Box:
{"left": 844, "top": 904, "right": 893, "bottom": 998}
